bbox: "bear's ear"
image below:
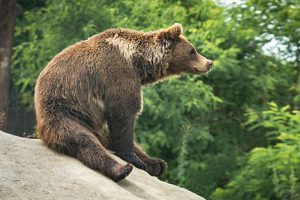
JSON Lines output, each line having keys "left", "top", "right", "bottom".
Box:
{"left": 156, "top": 23, "right": 183, "bottom": 41}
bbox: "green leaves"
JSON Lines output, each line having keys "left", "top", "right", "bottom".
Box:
{"left": 12, "top": 0, "right": 113, "bottom": 106}
{"left": 213, "top": 103, "right": 300, "bottom": 200}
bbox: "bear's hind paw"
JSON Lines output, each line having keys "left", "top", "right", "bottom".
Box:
{"left": 111, "top": 163, "right": 133, "bottom": 182}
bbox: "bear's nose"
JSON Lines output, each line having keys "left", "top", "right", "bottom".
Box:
{"left": 207, "top": 60, "right": 213, "bottom": 69}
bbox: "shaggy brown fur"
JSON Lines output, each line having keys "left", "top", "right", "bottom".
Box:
{"left": 35, "top": 23, "right": 213, "bottom": 181}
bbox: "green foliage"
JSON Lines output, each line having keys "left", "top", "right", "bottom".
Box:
{"left": 212, "top": 103, "right": 300, "bottom": 200}
{"left": 13, "top": 0, "right": 113, "bottom": 107}
{"left": 135, "top": 76, "right": 220, "bottom": 188}
{"left": 11, "top": 0, "right": 300, "bottom": 198}
{"left": 228, "top": 0, "right": 300, "bottom": 107}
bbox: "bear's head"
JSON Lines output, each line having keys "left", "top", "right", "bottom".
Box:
{"left": 156, "top": 23, "right": 213, "bottom": 76}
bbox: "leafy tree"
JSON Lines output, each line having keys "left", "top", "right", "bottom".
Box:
{"left": 13, "top": 0, "right": 113, "bottom": 107}
{"left": 212, "top": 103, "right": 300, "bottom": 200}
{"left": 228, "top": 0, "right": 300, "bottom": 109}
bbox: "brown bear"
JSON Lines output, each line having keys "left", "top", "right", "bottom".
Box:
{"left": 35, "top": 23, "right": 213, "bottom": 182}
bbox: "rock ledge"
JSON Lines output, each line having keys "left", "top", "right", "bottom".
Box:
{"left": 0, "top": 131, "right": 205, "bottom": 200}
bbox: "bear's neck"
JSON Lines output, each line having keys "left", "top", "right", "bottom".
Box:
{"left": 132, "top": 51, "right": 169, "bottom": 85}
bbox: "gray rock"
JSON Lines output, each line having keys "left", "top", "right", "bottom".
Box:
{"left": 0, "top": 130, "right": 205, "bottom": 200}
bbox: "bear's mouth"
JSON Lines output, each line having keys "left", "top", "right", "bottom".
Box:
{"left": 192, "top": 67, "right": 211, "bottom": 75}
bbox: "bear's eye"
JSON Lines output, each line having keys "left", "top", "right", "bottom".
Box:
{"left": 190, "top": 48, "right": 196, "bottom": 55}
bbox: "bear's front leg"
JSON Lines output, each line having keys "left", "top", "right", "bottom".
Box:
{"left": 107, "top": 113, "right": 146, "bottom": 170}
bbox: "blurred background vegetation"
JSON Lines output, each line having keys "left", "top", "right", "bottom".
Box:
{"left": 1, "top": 0, "right": 299, "bottom": 199}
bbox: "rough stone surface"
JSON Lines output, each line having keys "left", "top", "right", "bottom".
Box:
{"left": 0, "top": 131, "right": 205, "bottom": 200}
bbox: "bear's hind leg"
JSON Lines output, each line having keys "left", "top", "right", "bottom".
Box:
{"left": 39, "top": 118, "right": 132, "bottom": 182}
{"left": 74, "top": 133, "right": 133, "bottom": 181}
{"left": 134, "top": 144, "right": 167, "bottom": 177}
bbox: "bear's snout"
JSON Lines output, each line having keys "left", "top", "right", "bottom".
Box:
{"left": 206, "top": 60, "right": 213, "bottom": 70}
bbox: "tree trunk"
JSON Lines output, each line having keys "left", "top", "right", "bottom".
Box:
{"left": 0, "top": 0, "right": 19, "bottom": 131}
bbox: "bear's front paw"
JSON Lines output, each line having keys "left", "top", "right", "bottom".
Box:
{"left": 146, "top": 159, "right": 167, "bottom": 177}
